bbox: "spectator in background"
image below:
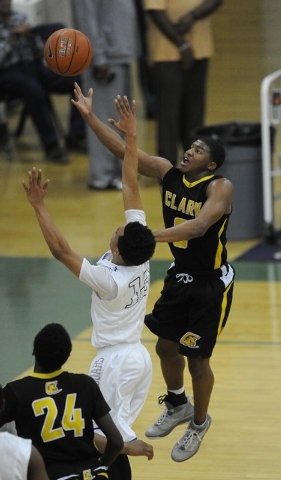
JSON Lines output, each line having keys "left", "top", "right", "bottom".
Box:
{"left": 0, "top": 0, "right": 87, "bottom": 165}
{"left": 70, "top": 0, "right": 146, "bottom": 190}
{"left": 143, "top": 0, "right": 223, "bottom": 166}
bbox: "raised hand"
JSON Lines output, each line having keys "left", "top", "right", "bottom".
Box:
{"left": 22, "top": 167, "right": 50, "bottom": 207}
{"left": 71, "top": 82, "right": 93, "bottom": 117}
{"left": 108, "top": 95, "right": 136, "bottom": 134}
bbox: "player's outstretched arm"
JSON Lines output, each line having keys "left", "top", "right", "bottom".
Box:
{"left": 71, "top": 81, "right": 93, "bottom": 118}
{"left": 114, "top": 95, "right": 142, "bottom": 211}
{"left": 22, "top": 167, "right": 83, "bottom": 277}
{"left": 72, "top": 82, "right": 171, "bottom": 181}
{"left": 71, "top": 82, "right": 127, "bottom": 159}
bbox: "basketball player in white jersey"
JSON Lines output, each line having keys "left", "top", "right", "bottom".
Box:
{"left": 22, "top": 95, "right": 156, "bottom": 460}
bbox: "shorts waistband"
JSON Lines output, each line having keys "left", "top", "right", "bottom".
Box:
{"left": 96, "top": 341, "right": 141, "bottom": 354}
{"left": 172, "top": 263, "right": 232, "bottom": 282}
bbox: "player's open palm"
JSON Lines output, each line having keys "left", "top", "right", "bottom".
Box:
{"left": 108, "top": 95, "right": 136, "bottom": 135}
{"left": 72, "top": 82, "right": 93, "bottom": 117}
{"left": 22, "top": 167, "right": 49, "bottom": 207}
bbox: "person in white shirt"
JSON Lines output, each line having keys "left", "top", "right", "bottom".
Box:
{"left": 22, "top": 91, "right": 155, "bottom": 459}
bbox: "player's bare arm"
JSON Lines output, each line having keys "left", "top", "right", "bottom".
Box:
{"left": 71, "top": 81, "right": 93, "bottom": 117}
{"left": 22, "top": 167, "right": 83, "bottom": 277}
{"left": 114, "top": 95, "right": 142, "bottom": 211}
{"left": 123, "top": 439, "right": 154, "bottom": 460}
{"left": 72, "top": 82, "right": 171, "bottom": 181}
{"left": 28, "top": 445, "right": 50, "bottom": 480}
{"left": 94, "top": 434, "right": 154, "bottom": 461}
{"left": 94, "top": 413, "right": 124, "bottom": 467}
{"left": 154, "top": 178, "right": 234, "bottom": 242}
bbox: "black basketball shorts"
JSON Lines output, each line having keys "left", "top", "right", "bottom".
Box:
{"left": 145, "top": 264, "right": 235, "bottom": 358}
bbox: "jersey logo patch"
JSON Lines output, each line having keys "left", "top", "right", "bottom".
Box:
{"left": 180, "top": 332, "right": 201, "bottom": 348}
{"left": 45, "top": 380, "right": 62, "bottom": 395}
{"left": 83, "top": 470, "right": 92, "bottom": 480}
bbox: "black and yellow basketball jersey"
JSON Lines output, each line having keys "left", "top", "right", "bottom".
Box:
{"left": 1, "top": 370, "right": 110, "bottom": 466}
{"left": 162, "top": 167, "right": 231, "bottom": 273}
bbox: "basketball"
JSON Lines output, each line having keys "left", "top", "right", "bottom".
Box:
{"left": 44, "top": 28, "right": 93, "bottom": 76}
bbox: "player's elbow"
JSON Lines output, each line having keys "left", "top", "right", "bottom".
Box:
{"left": 194, "top": 226, "right": 207, "bottom": 238}
{"left": 49, "top": 246, "right": 65, "bottom": 261}
{"left": 50, "top": 245, "right": 72, "bottom": 265}
{"left": 189, "top": 221, "right": 209, "bottom": 239}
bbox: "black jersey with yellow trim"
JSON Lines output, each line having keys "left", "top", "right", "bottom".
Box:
{"left": 161, "top": 167, "right": 230, "bottom": 273}
{"left": 0, "top": 370, "right": 110, "bottom": 466}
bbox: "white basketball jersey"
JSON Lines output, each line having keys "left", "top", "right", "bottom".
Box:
{"left": 0, "top": 432, "right": 31, "bottom": 479}
{"left": 79, "top": 210, "right": 150, "bottom": 349}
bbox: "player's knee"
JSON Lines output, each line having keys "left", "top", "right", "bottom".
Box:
{"left": 156, "top": 337, "right": 179, "bottom": 359}
{"left": 188, "top": 356, "right": 211, "bottom": 378}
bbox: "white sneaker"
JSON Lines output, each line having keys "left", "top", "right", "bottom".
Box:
{"left": 171, "top": 414, "right": 212, "bottom": 462}
{"left": 145, "top": 395, "right": 194, "bottom": 439}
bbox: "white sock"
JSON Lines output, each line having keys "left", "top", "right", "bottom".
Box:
{"left": 167, "top": 387, "right": 185, "bottom": 395}
{"left": 192, "top": 418, "right": 207, "bottom": 430}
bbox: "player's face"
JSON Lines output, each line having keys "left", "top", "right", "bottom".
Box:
{"left": 110, "top": 225, "right": 125, "bottom": 253}
{"left": 179, "top": 140, "right": 216, "bottom": 178}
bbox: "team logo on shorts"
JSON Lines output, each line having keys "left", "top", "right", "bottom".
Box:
{"left": 90, "top": 357, "right": 104, "bottom": 385}
{"left": 180, "top": 332, "right": 201, "bottom": 348}
{"left": 45, "top": 381, "right": 62, "bottom": 395}
{"left": 82, "top": 470, "right": 92, "bottom": 480}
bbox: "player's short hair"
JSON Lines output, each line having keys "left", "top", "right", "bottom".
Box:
{"left": 33, "top": 323, "right": 72, "bottom": 371}
{"left": 202, "top": 138, "right": 226, "bottom": 170}
{"left": 117, "top": 221, "right": 156, "bottom": 266}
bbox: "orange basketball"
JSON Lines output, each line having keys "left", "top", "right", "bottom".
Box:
{"left": 44, "top": 28, "right": 93, "bottom": 76}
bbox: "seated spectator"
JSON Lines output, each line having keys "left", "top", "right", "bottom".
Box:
{"left": 0, "top": 323, "right": 125, "bottom": 480}
{"left": 0, "top": 385, "right": 50, "bottom": 480}
{"left": 0, "top": 0, "right": 87, "bottom": 164}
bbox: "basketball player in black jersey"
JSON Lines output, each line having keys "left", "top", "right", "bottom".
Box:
{"left": 0, "top": 323, "right": 126, "bottom": 479}
{"left": 0, "top": 386, "right": 50, "bottom": 480}
{"left": 72, "top": 85, "right": 235, "bottom": 462}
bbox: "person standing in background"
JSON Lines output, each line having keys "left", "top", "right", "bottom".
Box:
{"left": 70, "top": 0, "right": 144, "bottom": 190}
{"left": 143, "top": 0, "right": 223, "bottom": 166}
